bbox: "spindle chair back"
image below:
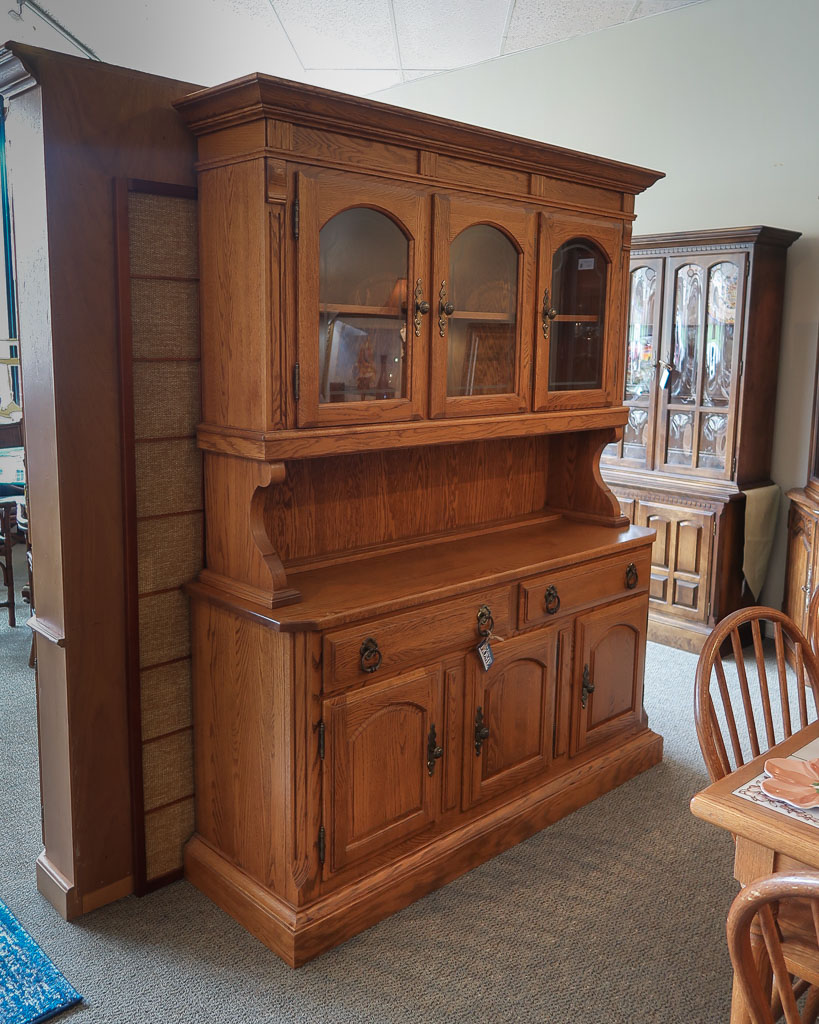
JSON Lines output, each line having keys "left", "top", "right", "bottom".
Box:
{"left": 727, "top": 872, "right": 819, "bottom": 1024}
{"left": 695, "top": 607, "right": 819, "bottom": 783}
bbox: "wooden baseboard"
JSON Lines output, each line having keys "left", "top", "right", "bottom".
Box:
{"left": 185, "top": 728, "right": 663, "bottom": 966}
{"left": 647, "top": 614, "right": 712, "bottom": 653}
{"left": 36, "top": 851, "right": 81, "bottom": 920}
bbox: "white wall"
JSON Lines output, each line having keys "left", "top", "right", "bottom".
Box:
{"left": 374, "top": 0, "right": 819, "bottom": 609}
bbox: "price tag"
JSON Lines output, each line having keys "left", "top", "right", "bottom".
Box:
{"left": 476, "top": 639, "right": 494, "bottom": 672}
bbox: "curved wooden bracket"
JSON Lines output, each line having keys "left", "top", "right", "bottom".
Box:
{"left": 545, "top": 428, "right": 629, "bottom": 527}
{"left": 200, "top": 454, "right": 300, "bottom": 608}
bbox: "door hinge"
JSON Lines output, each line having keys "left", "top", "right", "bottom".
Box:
{"left": 712, "top": 517, "right": 717, "bottom": 536}
{"left": 738, "top": 358, "right": 744, "bottom": 380}
{"left": 292, "top": 362, "right": 300, "bottom": 402}
{"left": 731, "top": 455, "right": 737, "bottom": 477}
{"left": 318, "top": 720, "right": 325, "bottom": 760}
{"left": 707, "top": 598, "right": 712, "bottom": 619}
{"left": 292, "top": 198, "right": 300, "bottom": 239}
{"left": 318, "top": 825, "right": 326, "bottom": 864}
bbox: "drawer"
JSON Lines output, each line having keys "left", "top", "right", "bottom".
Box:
{"left": 323, "top": 586, "right": 514, "bottom": 692}
{"left": 518, "top": 549, "right": 651, "bottom": 630}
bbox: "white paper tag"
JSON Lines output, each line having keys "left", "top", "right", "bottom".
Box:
{"left": 577, "top": 257, "right": 595, "bottom": 271}
{"left": 477, "top": 639, "right": 494, "bottom": 671}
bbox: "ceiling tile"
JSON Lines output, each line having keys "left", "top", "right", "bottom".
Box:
{"left": 303, "top": 68, "right": 404, "bottom": 95}
{"left": 630, "top": 0, "right": 706, "bottom": 16}
{"left": 402, "top": 68, "right": 448, "bottom": 81}
{"left": 503, "top": 0, "right": 636, "bottom": 54}
{"left": 272, "top": 0, "right": 397, "bottom": 70}
{"left": 393, "top": 0, "right": 509, "bottom": 70}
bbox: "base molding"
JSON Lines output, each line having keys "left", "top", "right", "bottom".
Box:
{"left": 647, "top": 615, "right": 712, "bottom": 653}
{"left": 185, "top": 728, "right": 663, "bottom": 966}
{"left": 36, "top": 852, "right": 81, "bottom": 920}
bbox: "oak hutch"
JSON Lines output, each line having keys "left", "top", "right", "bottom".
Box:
{"left": 175, "top": 74, "right": 664, "bottom": 965}
{"left": 602, "top": 227, "right": 800, "bottom": 652}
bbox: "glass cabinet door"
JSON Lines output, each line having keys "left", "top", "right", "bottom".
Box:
{"left": 533, "top": 214, "right": 623, "bottom": 411}
{"left": 430, "top": 195, "right": 535, "bottom": 418}
{"left": 603, "top": 258, "right": 664, "bottom": 466}
{"left": 655, "top": 255, "right": 746, "bottom": 477}
{"left": 296, "top": 170, "right": 429, "bottom": 427}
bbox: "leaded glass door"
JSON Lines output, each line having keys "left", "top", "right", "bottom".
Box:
{"left": 296, "top": 169, "right": 429, "bottom": 427}
{"left": 655, "top": 254, "right": 747, "bottom": 478}
{"left": 603, "top": 258, "right": 664, "bottom": 466}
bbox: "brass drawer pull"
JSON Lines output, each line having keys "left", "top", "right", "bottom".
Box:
{"left": 544, "top": 584, "right": 561, "bottom": 615}
{"left": 581, "top": 664, "right": 595, "bottom": 709}
{"left": 625, "top": 562, "right": 638, "bottom": 590}
{"left": 427, "top": 723, "right": 443, "bottom": 776}
{"left": 477, "top": 604, "right": 494, "bottom": 638}
{"left": 359, "top": 637, "right": 382, "bottom": 673}
{"left": 474, "top": 706, "right": 490, "bottom": 756}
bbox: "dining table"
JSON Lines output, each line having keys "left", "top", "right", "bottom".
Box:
{"left": 691, "top": 719, "right": 819, "bottom": 1023}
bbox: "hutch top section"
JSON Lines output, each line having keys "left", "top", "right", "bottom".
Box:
{"left": 175, "top": 74, "right": 664, "bottom": 462}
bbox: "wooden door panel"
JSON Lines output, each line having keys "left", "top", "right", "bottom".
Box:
{"left": 572, "top": 596, "right": 647, "bottom": 754}
{"left": 636, "top": 500, "right": 713, "bottom": 622}
{"left": 464, "top": 628, "right": 556, "bottom": 808}
{"left": 782, "top": 501, "right": 816, "bottom": 633}
{"left": 323, "top": 666, "right": 442, "bottom": 874}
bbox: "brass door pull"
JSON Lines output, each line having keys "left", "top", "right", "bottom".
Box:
{"left": 414, "top": 278, "right": 430, "bottom": 337}
{"left": 359, "top": 637, "right": 382, "bottom": 673}
{"left": 625, "top": 562, "right": 638, "bottom": 589}
{"left": 427, "top": 723, "right": 443, "bottom": 776}
{"left": 581, "top": 664, "right": 595, "bottom": 709}
{"left": 541, "top": 287, "right": 557, "bottom": 339}
{"left": 438, "top": 280, "right": 454, "bottom": 337}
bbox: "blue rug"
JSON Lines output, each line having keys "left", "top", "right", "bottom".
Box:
{"left": 0, "top": 898, "right": 82, "bottom": 1023}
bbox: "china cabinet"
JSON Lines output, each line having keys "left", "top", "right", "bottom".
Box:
{"left": 176, "top": 73, "right": 664, "bottom": 965}
{"left": 783, "top": 338, "right": 819, "bottom": 634}
{"left": 602, "top": 227, "right": 800, "bottom": 652}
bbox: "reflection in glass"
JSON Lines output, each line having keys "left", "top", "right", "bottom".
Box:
{"left": 698, "top": 412, "right": 728, "bottom": 470}
{"left": 319, "top": 208, "right": 408, "bottom": 404}
{"left": 671, "top": 264, "right": 703, "bottom": 404}
{"left": 703, "top": 262, "right": 738, "bottom": 407}
{"left": 666, "top": 410, "right": 695, "bottom": 466}
{"left": 447, "top": 225, "right": 517, "bottom": 397}
{"left": 623, "top": 407, "right": 649, "bottom": 461}
{"left": 626, "top": 267, "right": 656, "bottom": 400}
{"left": 549, "top": 239, "right": 606, "bottom": 391}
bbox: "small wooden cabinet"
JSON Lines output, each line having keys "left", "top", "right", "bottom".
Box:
{"left": 176, "top": 73, "right": 664, "bottom": 965}
{"left": 602, "top": 227, "right": 800, "bottom": 651}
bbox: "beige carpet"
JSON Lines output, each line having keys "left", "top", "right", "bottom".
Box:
{"left": 0, "top": 559, "right": 735, "bottom": 1023}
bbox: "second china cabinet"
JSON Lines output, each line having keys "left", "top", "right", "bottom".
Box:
{"left": 602, "top": 226, "right": 800, "bottom": 651}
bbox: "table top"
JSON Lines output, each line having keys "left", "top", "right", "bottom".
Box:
{"left": 690, "top": 720, "right": 819, "bottom": 870}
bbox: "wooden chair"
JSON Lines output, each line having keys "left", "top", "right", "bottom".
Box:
{"left": 694, "top": 606, "right": 819, "bottom": 783}
{"left": 728, "top": 872, "right": 819, "bottom": 1024}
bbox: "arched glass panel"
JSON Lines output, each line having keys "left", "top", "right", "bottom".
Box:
{"left": 447, "top": 225, "right": 517, "bottom": 397}
{"left": 626, "top": 266, "right": 656, "bottom": 401}
{"left": 549, "top": 239, "right": 606, "bottom": 391}
{"left": 319, "top": 208, "right": 408, "bottom": 405}
{"left": 703, "top": 261, "right": 738, "bottom": 408}
{"left": 671, "top": 263, "right": 703, "bottom": 404}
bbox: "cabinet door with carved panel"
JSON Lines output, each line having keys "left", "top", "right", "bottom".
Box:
{"left": 430, "top": 193, "right": 535, "bottom": 418}
{"left": 295, "top": 168, "right": 430, "bottom": 428}
{"left": 322, "top": 666, "right": 443, "bottom": 876}
{"left": 463, "top": 628, "right": 557, "bottom": 809}
{"left": 571, "top": 596, "right": 647, "bottom": 756}
{"left": 636, "top": 500, "right": 714, "bottom": 623}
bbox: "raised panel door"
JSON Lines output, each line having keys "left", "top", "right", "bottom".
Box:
{"left": 571, "top": 596, "right": 647, "bottom": 755}
{"left": 636, "top": 500, "right": 714, "bottom": 622}
{"left": 296, "top": 168, "right": 430, "bottom": 427}
{"left": 430, "top": 193, "right": 535, "bottom": 418}
{"left": 463, "top": 628, "right": 557, "bottom": 808}
{"left": 533, "top": 212, "right": 624, "bottom": 412}
{"left": 782, "top": 501, "right": 817, "bottom": 634}
{"left": 322, "top": 666, "right": 443, "bottom": 875}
